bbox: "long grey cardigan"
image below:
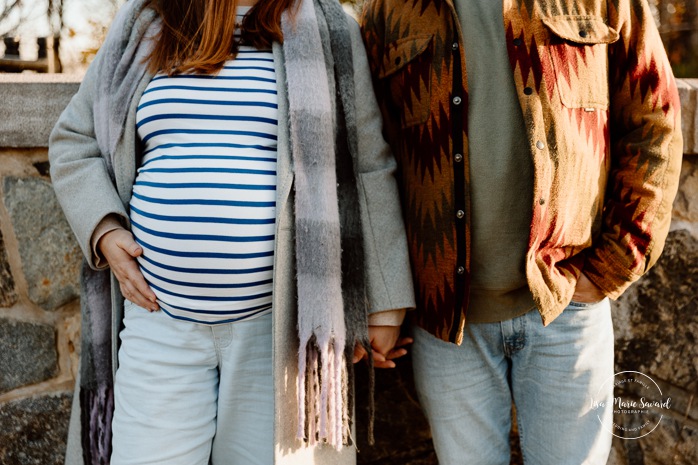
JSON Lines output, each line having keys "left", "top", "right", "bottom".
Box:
{"left": 49, "top": 10, "right": 415, "bottom": 465}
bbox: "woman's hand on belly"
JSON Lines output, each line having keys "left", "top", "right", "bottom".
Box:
{"left": 98, "top": 228, "right": 159, "bottom": 312}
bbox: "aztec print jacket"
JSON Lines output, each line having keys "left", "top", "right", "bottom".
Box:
{"left": 361, "top": 0, "right": 683, "bottom": 344}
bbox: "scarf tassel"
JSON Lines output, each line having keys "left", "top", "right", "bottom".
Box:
{"left": 297, "top": 337, "right": 350, "bottom": 448}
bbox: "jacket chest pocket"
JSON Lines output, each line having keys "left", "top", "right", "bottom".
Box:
{"left": 379, "top": 35, "right": 434, "bottom": 128}
{"left": 543, "top": 16, "right": 619, "bottom": 110}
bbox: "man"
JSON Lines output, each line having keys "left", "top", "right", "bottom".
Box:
{"left": 360, "top": 0, "right": 682, "bottom": 463}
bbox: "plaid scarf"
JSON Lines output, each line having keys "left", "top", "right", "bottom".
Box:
{"left": 83, "top": 0, "right": 370, "bottom": 461}
{"left": 282, "top": 0, "right": 371, "bottom": 448}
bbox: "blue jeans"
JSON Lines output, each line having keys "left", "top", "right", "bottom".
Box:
{"left": 111, "top": 301, "right": 273, "bottom": 465}
{"left": 412, "top": 299, "right": 614, "bottom": 465}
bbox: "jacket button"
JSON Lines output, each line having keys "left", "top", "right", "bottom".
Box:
{"left": 524, "top": 87, "right": 533, "bottom": 95}
{"left": 457, "top": 266, "right": 465, "bottom": 275}
{"left": 454, "top": 153, "right": 463, "bottom": 162}
{"left": 452, "top": 96, "right": 462, "bottom": 105}
{"left": 513, "top": 38, "right": 523, "bottom": 46}
{"left": 579, "top": 30, "right": 588, "bottom": 38}
{"left": 539, "top": 198, "right": 546, "bottom": 205}
{"left": 536, "top": 140, "right": 545, "bottom": 150}
{"left": 452, "top": 42, "right": 459, "bottom": 50}
{"left": 456, "top": 210, "right": 465, "bottom": 219}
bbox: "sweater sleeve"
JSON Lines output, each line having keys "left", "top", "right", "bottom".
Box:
{"left": 347, "top": 17, "right": 416, "bottom": 315}
{"left": 582, "top": 0, "right": 683, "bottom": 299}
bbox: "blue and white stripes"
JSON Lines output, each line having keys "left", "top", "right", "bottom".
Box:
{"left": 131, "top": 45, "right": 278, "bottom": 324}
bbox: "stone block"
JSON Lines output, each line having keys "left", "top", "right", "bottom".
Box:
{"left": 0, "top": 318, "right": 57, "bottom": 394}
{"left": 0, "top": 228, "right": 18, "bottom": 307}
{"left": 0, "top": 75, "right": 80, "bottom": 148}
{"left": 2, "top": 177, "right": 81, "bottom": 311}
{"left": 0, "top": 393, "right": 72, "bottom": 465}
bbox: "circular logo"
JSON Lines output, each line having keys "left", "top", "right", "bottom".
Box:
{"left": 590, "top": 371, "right": 672, "bottom": 439}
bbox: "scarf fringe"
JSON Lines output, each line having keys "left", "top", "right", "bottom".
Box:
{"left": 297, "top": 337, "right": 350, "bottom": 448}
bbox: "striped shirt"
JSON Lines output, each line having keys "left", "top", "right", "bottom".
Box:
{"left": 131, "top": 27, "right": 277, "bottom": 324}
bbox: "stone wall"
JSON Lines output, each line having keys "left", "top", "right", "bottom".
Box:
{"left": 0, "top": 75, "right": 696, "bottom": 465}
{"left": 0, "top": 74, "right": 82, "bottom": 465}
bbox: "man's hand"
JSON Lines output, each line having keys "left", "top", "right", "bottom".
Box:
{"left": 352, "top": 326, "right": 413, "bottom": 369}
{"left": 572, "top": 272, "right": 606, "bottom": 304}
{"left": 98, "top": 228, "right": 159, "bottom": 311}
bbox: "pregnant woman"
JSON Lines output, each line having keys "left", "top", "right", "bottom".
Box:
{"left": 49, "top": 0, "right": 414, "bottom": 464}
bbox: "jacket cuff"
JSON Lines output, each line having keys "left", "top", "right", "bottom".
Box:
{"left": 583, "top": 248, "right": 641, "bottom": 300}
{"left": 368, "top": 308, "right": 406, "bottom": 327}
{"left": 90, "top": 214, "right": 125, "bottom": 270}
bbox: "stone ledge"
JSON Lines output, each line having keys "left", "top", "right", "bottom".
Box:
{"left": 0, "top": 76, "right": 696, "bottom": 151}
{"left": 0, "top": 74, "right": 82, "bottom": 148}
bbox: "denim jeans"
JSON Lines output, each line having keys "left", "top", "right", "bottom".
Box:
{"left": 412, "top": 299, "right": 614, "bottom": 465}
{"left": 111, "top": 301, "right": 273, "bottom": 465}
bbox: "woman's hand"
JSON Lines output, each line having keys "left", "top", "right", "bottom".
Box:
{"left": 98, "top": 228, "right": 159, "bottom": 311}
{"left": 352, "top": 326, "right": 413, "bottom": 369}
{"left": 572, "top": 272, "right": 606, "bottom": 304}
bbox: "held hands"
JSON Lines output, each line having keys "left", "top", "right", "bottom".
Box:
{"left": 572, "top": 272, "right": 606, "bottom": 304}
{"left": 98, "top": 228, "right": 159, "bottom": 312}
{"left": 353, "top": 326, "right": 413, "bottom": 369}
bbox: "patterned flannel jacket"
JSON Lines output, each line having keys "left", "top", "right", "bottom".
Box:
{"left": 360, "top": 0, "right": 683, "bottom": 344}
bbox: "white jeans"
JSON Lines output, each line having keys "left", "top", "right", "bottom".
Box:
{"left": 412, "top": 299, "right": 614, "bottom": 465}
{"left": 111, "top": 301, "right": 273, "bottom": 465}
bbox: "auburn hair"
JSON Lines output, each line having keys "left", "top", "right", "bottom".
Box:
{"left": 143, "top": 0, "right": 297, "bottom": 75}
